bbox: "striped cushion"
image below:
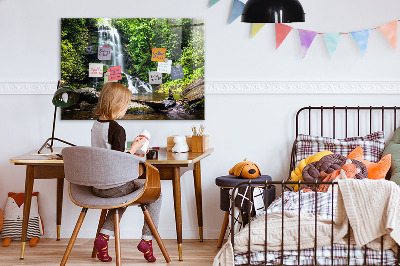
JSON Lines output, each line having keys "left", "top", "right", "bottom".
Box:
{"left": 1, "top": 217, "right": 41, "bottom": 240}
{"left": 295, "top": 131, "right": 385, "bottom": 167}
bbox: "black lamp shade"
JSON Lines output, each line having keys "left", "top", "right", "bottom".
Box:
{"left": 241, "top": 0, "right": 305, "bottom": 23}
{"left": 52, "top": 85, "right": 79, "bottom": 108}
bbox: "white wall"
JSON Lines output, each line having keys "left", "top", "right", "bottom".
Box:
{"left": 1, "top": 0, "right": 400, "bottom": 240}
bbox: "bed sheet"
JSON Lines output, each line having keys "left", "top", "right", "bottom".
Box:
{"left": 234, "top": 191, "right": 397, "bottom": 265}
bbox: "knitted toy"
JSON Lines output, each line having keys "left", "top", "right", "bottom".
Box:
{"left": 301, "top": 154, "right": 368, "bottom": 190}
{"left": 348, "top": 146, "right": 391, "bottom": 180}
{"left": 229, "top": 159, "right": 261, "bottom": 179}
{"left": 317, "top": 160, "right": 360, "bottom": 193}
{"left": 289, "top": 150, "right": 333, "bottom": 191}
{"left": 1, "top": 192, "right": 44, "bottom": 247}
{"left": 172, "top": 135, "right": 189, "bottom": 153}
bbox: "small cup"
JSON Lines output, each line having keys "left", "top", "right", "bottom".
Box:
{"left": 146, "top": 150, "right": 158, "bottom": 160}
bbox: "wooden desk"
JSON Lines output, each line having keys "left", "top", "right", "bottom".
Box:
{"left": 10, "top": 147, "right": 213, "bottom": 261}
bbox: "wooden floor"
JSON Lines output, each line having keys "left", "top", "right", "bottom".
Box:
{"left": 0, "top": 239, "right": 221, "bottom": 265}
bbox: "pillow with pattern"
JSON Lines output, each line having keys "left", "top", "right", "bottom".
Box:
{"left": 294, "top": 131, "right": 385, "bottom": 167}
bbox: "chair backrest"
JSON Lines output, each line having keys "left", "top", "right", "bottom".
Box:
{"left": 62, "top": 146, "right": 145, "bottom": 188}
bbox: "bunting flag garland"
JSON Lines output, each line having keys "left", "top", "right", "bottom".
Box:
{"left": 275, "top": 23, "right": 293, "bottom": 49}
{"left": 251, "top": 23, "right": 266, "bottom": 38}
{"left": 351, "top": 29, "right": 370, "bottom": 55}
{"left": 323, "top": 33, "right": 341, "bottom": 58}
{"left": 209, "top": 0, "right": 220, "bottom": 7}
{"left": 229, "top": 0, "right": 245, "bottom": 24}
{"left": 207, "top": 3, "right": 400, "bottom": 57}
{"left": 378, "top": 21, "right": 398, "bottom": 50}
{"left": 298, "top": 29, "right": 317, "bottom": 58}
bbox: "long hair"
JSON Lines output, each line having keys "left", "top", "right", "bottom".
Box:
{"left": 95, "top": 82, "right": 132, "bottom": 120}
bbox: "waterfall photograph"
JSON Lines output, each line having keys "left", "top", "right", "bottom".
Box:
{"left": 60, "top": 18, "right": 205, "bottom": 120}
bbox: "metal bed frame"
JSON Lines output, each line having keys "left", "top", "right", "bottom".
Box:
{"left": 230, "top": 106, "right": 400, "bottom": 266}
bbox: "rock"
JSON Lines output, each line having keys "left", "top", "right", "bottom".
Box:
{"left": 181, "top": 77, "right": 204, "bottom": 102}
{"left": 79, "top": 101, "right": 94, "bottom": 110}
{"left": 76, "top": 87, "right": 100, "bottom": 104}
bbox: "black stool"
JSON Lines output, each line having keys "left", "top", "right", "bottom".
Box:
{"left": 215, "top": 175, "right": 275, "bottom": 248}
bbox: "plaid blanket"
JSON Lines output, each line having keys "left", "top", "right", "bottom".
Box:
{"left": 234, "top": 191, "right": 397, "bottom": 265}
{"left": 235, "top": 244, "right": 397, "bottom": 265}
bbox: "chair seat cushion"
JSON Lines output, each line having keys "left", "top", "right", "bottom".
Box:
{"left": 69, "top": 180, "right": 145, "bottom": 208}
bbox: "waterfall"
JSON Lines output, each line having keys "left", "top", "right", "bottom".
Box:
{"left": 98, "top": 23, "right": 152, "bottom": 94}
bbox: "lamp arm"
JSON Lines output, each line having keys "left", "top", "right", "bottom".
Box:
{"left": 37, "top": 106, "right": 75, "bottom": 154}
{"left": 50, "top": 105, "right": 57, "bottom": 148}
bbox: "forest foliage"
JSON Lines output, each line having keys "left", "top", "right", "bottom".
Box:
{"left": 61, "top": 18, "right": 204, "bottom": 93}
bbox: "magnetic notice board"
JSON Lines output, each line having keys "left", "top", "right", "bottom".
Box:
{"left": 61, "top": 18, "right": 205, "bottom": 120}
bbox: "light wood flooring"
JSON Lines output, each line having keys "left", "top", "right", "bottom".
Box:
{"left": 0, "top": 239, "right": 222, "bottom": 265}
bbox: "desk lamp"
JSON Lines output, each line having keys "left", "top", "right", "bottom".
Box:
{"left": 38, "top": 80, "right": 80, "bottom": 154}
{"left": 241, "top": 0, "right": 305, "bottom": 23}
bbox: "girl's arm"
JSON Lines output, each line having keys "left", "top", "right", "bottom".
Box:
{"left": 128, "top": 137, "right": 147, "bottom": 156}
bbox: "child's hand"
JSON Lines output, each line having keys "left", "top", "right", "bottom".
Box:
{"left": 134, "top": 149, "right": 149, "bottom": 157}
{"left": 129, "top": 137, "right": 147, "bottom": 155}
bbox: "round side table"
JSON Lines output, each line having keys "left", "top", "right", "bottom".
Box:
{"left": 215, "top": 175, "right": 275, "bottom": 248}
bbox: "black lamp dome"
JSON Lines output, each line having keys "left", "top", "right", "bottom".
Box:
{"left": 241, "top": 0, "right": 305, "bottom": 23}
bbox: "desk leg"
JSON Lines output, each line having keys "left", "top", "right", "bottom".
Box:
{"left": 172, "top": 167, "right": 183, "bottom": 261}
{"left": 193, "top": 161, "right": 203, "bottom": 242}
{"left": 20, "top": 165, "right": 35, "bottom": 259}
{"left": 56, "top": 178, "right": 64, "bottom": 241}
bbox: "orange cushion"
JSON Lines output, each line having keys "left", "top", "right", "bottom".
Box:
{"left": 347, "top": 146, "right": 391, "bottom": 180}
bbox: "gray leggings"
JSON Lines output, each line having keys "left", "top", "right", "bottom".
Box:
{"left": 92, "top": 180, "right": 162, "bottom": 240}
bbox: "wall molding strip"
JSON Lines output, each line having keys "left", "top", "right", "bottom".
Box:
{"left": 0, "top": 81, "right": 400, "bottom": 95}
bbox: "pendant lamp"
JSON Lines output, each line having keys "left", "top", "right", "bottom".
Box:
{"left": 241, "top": 0, "right": 305, "bottom": 23}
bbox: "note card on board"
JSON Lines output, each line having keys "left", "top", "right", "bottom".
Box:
{"left": 157, "top": 60, "right": 172, "bottom": 74}
{"left": 171, "top": 65, "right": 184, "bottom": 80}
{"left": 104, "top": 72, "right": 117, "bottom": 83}
{"left": 151, "top": 48, "right": 167, "bottom": 62}
{"left": 149, "top": 71, "right": 162, "bottom": 84}
{"left": 98, "top": 46, "right": 111, "bottom": 60}
{"left": 107, "top": 66, "right": 122, "bottom": 81}
{"left": 89, "top": 63, "right": 103, "bottom": 77}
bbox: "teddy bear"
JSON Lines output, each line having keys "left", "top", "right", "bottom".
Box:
{"left": 1, "top": 192, "right": 44, "bottom": 247}
{"left": 172, "top": 135, "right": 189, "bottom": 153}
{"left": 229, "top": 159, "right": 261, "bottom": 179}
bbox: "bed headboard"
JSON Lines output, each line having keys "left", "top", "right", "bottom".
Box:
{"left": 290, "top": 106, "right": 400, "bottom": 179}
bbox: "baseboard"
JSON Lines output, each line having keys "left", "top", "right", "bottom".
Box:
{"left": 1, "top": 81, "right": 400, "bottom": 94}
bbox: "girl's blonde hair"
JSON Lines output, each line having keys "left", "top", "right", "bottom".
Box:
{"left": 95, "top": 83, "right": 132, "bottom": 120}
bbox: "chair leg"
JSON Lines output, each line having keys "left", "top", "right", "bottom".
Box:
{"left": 92, "top": 209, "right": 108, "bottom": 258}
{"left": 114, "top": 209, "right": 121, "bottom": 266}
{"left": 217, "top": 211, "right": 230, "bottom": 248}
{"left": 60, "top": 208, "right": 88, "bottom": 266}
{"left": 141, "top": 205, "right": 171, "bottom": 263}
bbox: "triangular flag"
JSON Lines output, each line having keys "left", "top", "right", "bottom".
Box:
{"left": 298, "top": 29, "right": 317, "bottom": 58}
{"left": 378, "top": 21, "right": 397, "bottom": 50}
{"left": 323, "top": 33, "right": 341, "bottom": 58}
{"left": 209, "top": 0, "right": 220, "bottom": 7}
{"left": 275, "top": 23, "right": 293, "bottom": 49}
{"left": 351, "top": 29, "right": 370, "bottom": 55}
{"left": 229, "top": 0, "right": 245, "bottom": 24}
{"left": 251, "top": 23, "right": 266, "bottom": 38}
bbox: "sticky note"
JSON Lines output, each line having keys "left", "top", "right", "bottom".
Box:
{"left": 98, "top": 46, "right": 111, "bottom": 60}
{"left": 107, "top": 66, "right": 122, "bottom": 81}
{"left": 104, "top": 72, "right": 117, "bottom": 83}
{"left": 89, "top": 63, "right": 103, "bottom": 77}
{"left": 157, "top": 60, "right": 172, "bottom": 74}
{"left": 149, "top": 71, "right": 162, "bottom": 84}
{"left": 171, "top": 65, "right": 184, "bottom": 80}
{"left": 151, "top": 48, "right": 167, "bottom": 62}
